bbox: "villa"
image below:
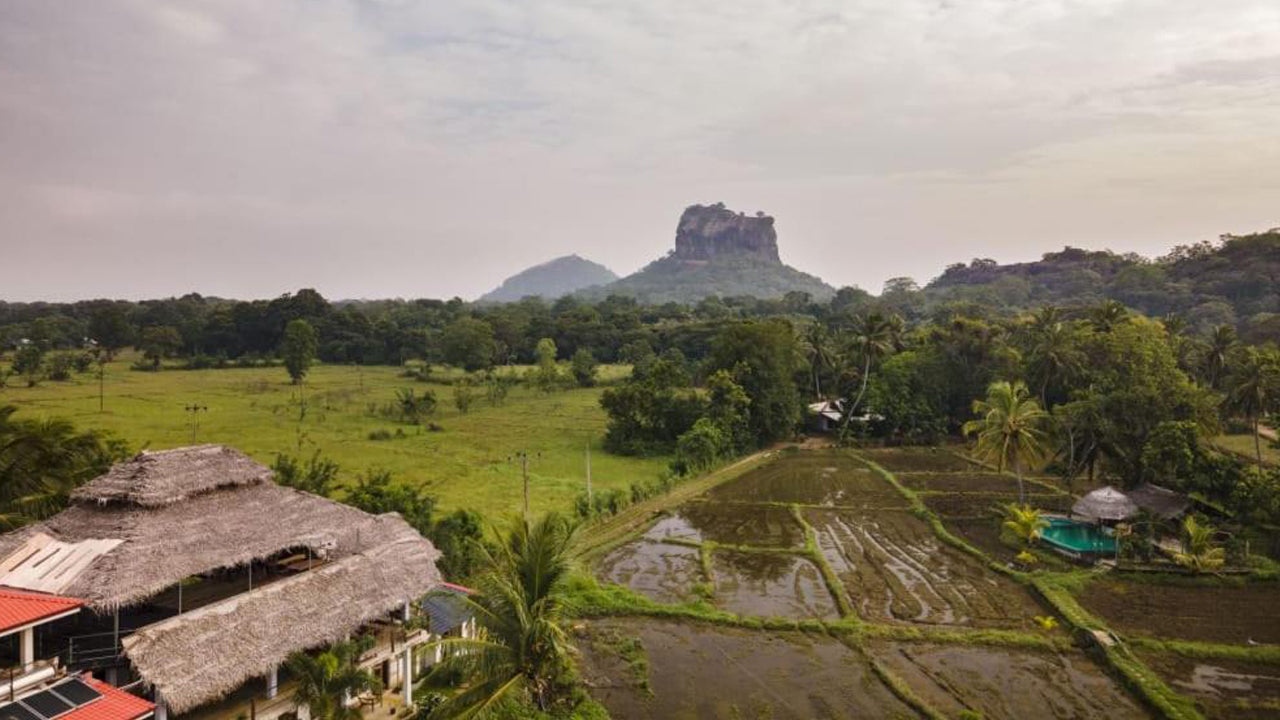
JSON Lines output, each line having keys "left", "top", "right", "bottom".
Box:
{"left": 0, "top": 445, "right": 459, "bottom": 720}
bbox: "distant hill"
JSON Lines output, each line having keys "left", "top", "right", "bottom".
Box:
{"left": 924, "top": 228, "right": 1280, "bottom": 336}
{"left": 584, "top": 203, "right": 834, "bottom": 304}
{"left": 478, "top": 255, "right": 618, "bottom": 303}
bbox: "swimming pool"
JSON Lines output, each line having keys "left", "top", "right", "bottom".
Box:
{"left": 1040, "top": 517, "right": 1116, "bottom": 555}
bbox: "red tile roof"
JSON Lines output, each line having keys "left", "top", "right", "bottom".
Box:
{"left": 0, "top": 587, "right": 83, "bottom": 634}
{"left": 58, "top": 677, "right": 154, "bottom": 720}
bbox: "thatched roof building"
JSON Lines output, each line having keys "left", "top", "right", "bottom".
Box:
{"left": 1126, "top": 483, "right": 1190, "bottom": 520}
{"left": 0, "top": 445, "right": 443, "bottom": 715}
{"left": 1072, "top": 486, "right": 1139, "bottom": 521}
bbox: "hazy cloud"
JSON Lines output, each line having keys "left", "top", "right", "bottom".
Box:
{"left": 1, "top": 0, "right": 1277, "bottom": 301}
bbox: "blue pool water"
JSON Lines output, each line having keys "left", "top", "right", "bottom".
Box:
{"left": 1040, "top": 517, "right": 1116, "bottom": 555}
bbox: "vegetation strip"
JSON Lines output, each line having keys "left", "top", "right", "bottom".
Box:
{"left": 863, "top": 451, "right": 1207, "bottom": 720}
{"left": 790, "top": 504, "right": 857, "bottom": 620}
{"left": 1129, "top": 636, "right": 1280, "bottom": 665}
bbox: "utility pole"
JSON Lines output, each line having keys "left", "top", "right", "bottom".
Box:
{"left": 185, "top": 403, "right": 208, "bottom": 444}
{"left": 510, "top": 451, "right": 540, "bottom": 520}
{"left": 585, "top": 438, "right": 593, "bottom": 507}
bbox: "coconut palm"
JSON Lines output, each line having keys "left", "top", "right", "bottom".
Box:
{"left": 1173, "top": 516, "right": 1225, "bottom": 573}
{"left": 0, "top": 407, "right": 118, "bottom": 526}
{"left": 424, "top": 513, "right": 578, "bottom": 718}
{"left": 1089, "top": 300, "right": 1129, "bottom": 333}
{"left": 1001, "top": 504, "right": 1048, "bottom": 547}
{"left": 800, "top": 322, "right": 834, "bottom": 401}
{"left": 287, "top": 635, "right": 382, "bottom": 720}
{"left": 1224, "top": 346, "right": 1280, "bottom": 472}
{"left": 1024, "top": 318, "right": 1083, "bottom": 409}
{"left": 963, "top": 381, "right": 1049, "bottom": 503}
{"left": 839, "top": 312, "right": 900, "bottom": 433}
{"left": 1202, "top": 325, "right": 1238, "bottom": 390}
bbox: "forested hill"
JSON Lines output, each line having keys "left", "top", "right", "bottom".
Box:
{"left": 925, "top": 229, "right": 1280, "bottom": 339}
{"left": 478, "top": 255, "right": 618, "bottom": 303}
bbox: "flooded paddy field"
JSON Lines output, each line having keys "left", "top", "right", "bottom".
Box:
{"left": 577, "top": 618, "right": 921, "bottom": 720}
{"left": 869, "top": 641, "right": 1150, "bottom": 719}
{"left": 923, "top": 491, "right": 1072, "bottom": 518}
{"left": 942, "top": 516, "right": 1022, "bottom": 563}
{"left": 704, "top": 450, "right": 907, "bottom": 508}
{"left": 596, "top": 540, "right": 703, "bottom": 603}
{"left": 898, "top": 472, "right": 1025, "bottom": 493}
{"left": 1077, "top": 578, "right": 1280, "bottom": 644}
{"left": 806, "top": 508, "right": 1042, "bottom": 627}
{"left": 710, "top": 550, "right": 839, "bottom": 620}
{"left": 859, "top": 447, "right": 978, "bottom": 473}
{"left": 670, "top": 501, "right": 806, "bottom": 547}
{"left": 1138, "top": 652, "right": 1280, "bottom": 720}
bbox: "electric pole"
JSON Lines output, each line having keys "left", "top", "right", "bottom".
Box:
{"left": 585, "top": 438, "right": 593, "bottom": 507}
{"left": 510, "top": 451, "right": 540, "bottom": 520}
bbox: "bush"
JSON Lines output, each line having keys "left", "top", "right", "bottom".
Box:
{"left": 47, "top": 353, "right": 76, "bottom": 381}
{"left": 570, "top": 348, "right": 598, "bottom": 388}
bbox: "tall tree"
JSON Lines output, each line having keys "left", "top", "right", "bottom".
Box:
{"left": 424, "top": 513, "right": 577, "bottom": 717}
{"left": 281, "top": 319, "right": 318, "bottom": 385}
{"left": 1225, "top": 346, "right": 1280, "bottom": 472}
{"left": 1202, "top": 324, "right": 1238, "bottom": 390}
{"left": 839, "top": 312, "right": 899, "bottom": 432}
{"left": 1024, "top": 316, "right": 1084, "bottom": 409}
{"left": 963, "top": 380, "right": 1049, "bottom": 503}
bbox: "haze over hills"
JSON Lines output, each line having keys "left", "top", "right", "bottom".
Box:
{"left": 478, "top": 255, "right": 618, "bottom": 303}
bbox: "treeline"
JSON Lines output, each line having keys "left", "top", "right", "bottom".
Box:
{"left": 593, "top": 303, "right": 1280, "bottom": 530}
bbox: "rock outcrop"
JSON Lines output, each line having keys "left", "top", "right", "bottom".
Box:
{"left": 673, "top": 204, "right": 780, "bottom": 264}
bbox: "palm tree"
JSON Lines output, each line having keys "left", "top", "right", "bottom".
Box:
{"left": 963, "top": 381, "right": 1049, "bottom": 503}
{"left": 839, "top": 312, "right": 899, "bottom": 433}
{"left": 1001, "top": 504, "right": 1048, "bottom": 547}
{"left": 1025, "top": 318, "right": 1082, "bottom": 409}
{"left": 800, "top": 322, "right": 833, "bottom": 401}
{"left": 0, "top": 407, "right": 117, "bottom": 526}
{"left": 1224, "top": 346, "right": 1280, "bottom": 472}
{"left": 1173, "top": 516, "right": 1225, "bottom": 573}
{"left": 1089, "top": 300, "right": 1129, "bottom": 333}
{"left": 287, "top": 636, "right": 382, "bottom": 720}
{"left": 424, "top": 513, "right": 577, "bottom": 718}
{"left": 1203, "top": 325, "right": 1238, "bottom": 390}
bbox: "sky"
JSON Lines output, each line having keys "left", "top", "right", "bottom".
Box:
{"left": 1, "top": 0, "right": 1278, "bottom": 303}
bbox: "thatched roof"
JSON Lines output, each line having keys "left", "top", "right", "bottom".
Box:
{"left": 72, "top": 445, "right": 272, "bottom": 508}
{"left": 1072, "top": 486, "right": 1139, "bottom": 521}
{"left": 1127, "top": 483, "right": 1190, "bottom": 520}
{"left": 122, "top": 515, "right": 441, "bottom": 714}
{"left": 0, "top": 445, "right": 433, "bottom": 611}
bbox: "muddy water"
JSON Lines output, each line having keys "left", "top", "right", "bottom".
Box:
{"left": 871, "top": 642, "right": 1149, "bottom": 719}
{"left": 923, "top": 491, "right": 1072, "bottom": 518}
{"left": 597, "top": 541, "right": 703, "bottom": 603}
{"left": 860, "top": 448, "right": 978, "bottom": 473}
{"left": 1140, "top": 651, "right": 1280, "bottom": 720}
{"left": 577, "top": 619, "right": 921, "bottom": 719}
{"left": 711, "top": 550, "right": 839, "bottom": 620}
{"left": 899, "top": 472, "right": 1025, "bottom": 493}
{"left": 807, "top": 509, "right": 1041, "bottom": 627}
{"left": 1078, "top": 579, "right": 1280, "bottom": 644}
{"left": 663, "top": 501, "right": 806, "bottom": 548}
{"left": 704, "top": 449, "right": 907, "bottom": 507}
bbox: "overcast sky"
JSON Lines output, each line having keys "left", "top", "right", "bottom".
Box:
{"left": 2, "top": 1, "right": 1278, "bottom": 302}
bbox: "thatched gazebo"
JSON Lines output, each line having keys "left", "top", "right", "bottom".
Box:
{"left": 1072, "top": 486, "right": 1139, "bottom": 522}
{"left": 0, "top": 445, "right": 444, "bottom": 717}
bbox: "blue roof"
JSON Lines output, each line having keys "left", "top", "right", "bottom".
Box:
{"left": 421, "top": 586, "right": 473, "bottom": 635}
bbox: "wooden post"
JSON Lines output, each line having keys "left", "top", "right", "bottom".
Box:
{"left": 586, "top": 439, "right": 592, "bottom": 506}
{"left": 177, "top": 580, "right": 183, "bottom": 614}
{"left": 112, "top": 609, "right": 119, "bottom": 655}
{"left": 266, "top": 667, "right": 278, "bottom": 699}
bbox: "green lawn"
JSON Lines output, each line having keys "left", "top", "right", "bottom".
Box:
{"left": 1211, "top": 433, "right": 1279, "bottom": 467}
{"left": 0, "top": 359, "right": 666, "bottom": 518}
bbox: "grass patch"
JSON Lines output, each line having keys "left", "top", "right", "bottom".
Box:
{"left": 790, "top": 504, "right": 857, "bottom": 620}
{"left": 865, "top": 654, "right": 949, "bottom": 720}
{"left": 591, "top": 630, "right": 652, "bottom": 695}
{"left": 1, "top": 360, "right": 665, "bottom": 518}
{"left": 1130, "top": 636, "right": 1280, "bottom": 665}
{"left": 859, "top": 623, "right": 1068, "bottom": 652}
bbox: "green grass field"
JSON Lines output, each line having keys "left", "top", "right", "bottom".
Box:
{"left": 1212, "top": 433, "right": 1279, "bottom": 467}
{"left": 0, "top": 358, "right": 667, "bottom": 518}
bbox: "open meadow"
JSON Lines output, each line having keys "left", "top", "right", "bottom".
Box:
{"left": 0, "top": 358, "right": 667, "bottom": 517}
